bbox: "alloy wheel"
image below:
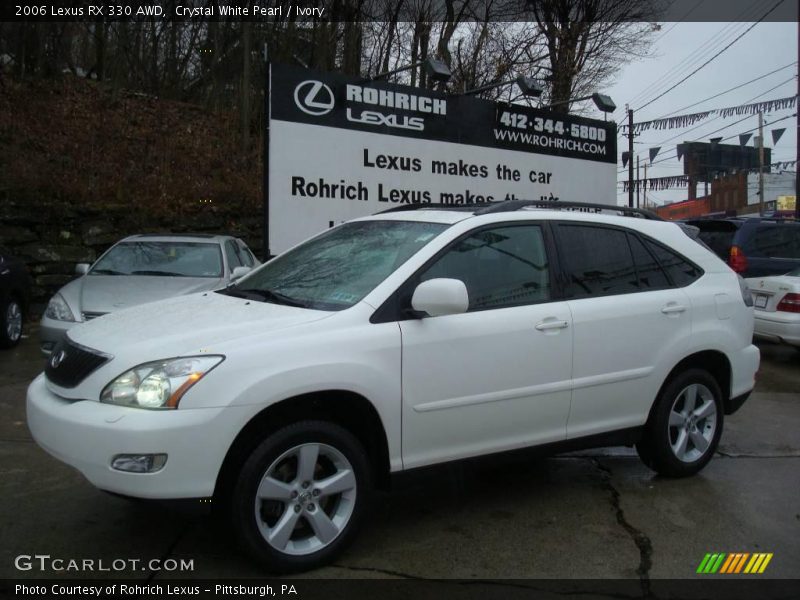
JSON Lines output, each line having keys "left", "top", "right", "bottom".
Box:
{"left": 254, "top": 443, "right": 357, "bottom": 556}
{"left": 668, "top": 383, "right": 718, "bottom": 463}
{"left": 6, "top": 301, "right": 22, "bottom": 342}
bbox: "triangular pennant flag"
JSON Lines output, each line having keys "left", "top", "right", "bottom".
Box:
{"left": 676, "top": 144, "right": 686, "bottom": 162}
{"left": 709, "top": 137, "right": 723, "bottom": 148}
{"left": 771, "top": 128, "right": 786, "bottom": 145}
{"left": 621, "top": 152, "right": 630, "bottom": 168}
{"left": 739, "top": 133, "right": 752, "bottom": 147}
{"left": 649, "top": 147, "right": 661, "bottom": 164}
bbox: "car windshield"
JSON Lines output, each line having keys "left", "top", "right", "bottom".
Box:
{"left": 90, "top": 241, "right": 223, "bottom": 278}
{"left": 225, "top": 220, "right": 449, "bottom": 310}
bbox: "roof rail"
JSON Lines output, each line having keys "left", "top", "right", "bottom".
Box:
{"left": 474, "top": 200, "right": 664, "bottom": 220}
{"left": 379, "top": 200, "right": 663, "bottom": 220}
{"left": 378, "top": 203, "right": 480, "bottom": 214}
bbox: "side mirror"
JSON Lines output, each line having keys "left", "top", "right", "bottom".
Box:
{"left": 230, "top": 266, "right": 251, "bottom": 281}
{"left": 411, "top": 278, "right": 469, "bottom": 317}
{"left": 75, "top": 263, "right": 89, "bottom": 275}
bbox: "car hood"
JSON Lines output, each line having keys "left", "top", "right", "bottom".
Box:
{"left": 67, "top": 291, "right": 334, "bottom": 359}
{"left": 78, "top": 275, "right": 224, "bottom": 315}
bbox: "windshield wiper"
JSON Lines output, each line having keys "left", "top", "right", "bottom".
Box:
{"left": 230, "top": 288, "right": 309, "bottom": 308}
{"left": 90, "top": 269, "right": 126, "bottom": 276}
{"left": 131, "top": 270, "right": 188, "bottom": 277}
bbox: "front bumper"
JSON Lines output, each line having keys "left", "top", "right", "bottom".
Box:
{"left": 26, "top": 374, "right": 255, "bottom": 499}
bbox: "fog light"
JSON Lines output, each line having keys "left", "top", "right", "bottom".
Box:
{"left": 111, "top": 454, "right": 167, "bottom": 473}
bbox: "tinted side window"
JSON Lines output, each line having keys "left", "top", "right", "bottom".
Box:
{"left": 420, "top": 224, "right": 550, "bottom": 310}
{"left": 557, "top": 225, "right": 638, "bottom": 298}
{"left": 697, "top": 230, "right": 735, "bottom": 259}
{"left": 643, "top": 239, "right": 701, "bottom": 287}
{"left": 749, "top": 225, "right": 800, "bottom": 259}
{"left": 628, "top": 234, "right": 671, "bottom": 289}
{"left": 225, "top": 240, "right": 244, "bottom": 269}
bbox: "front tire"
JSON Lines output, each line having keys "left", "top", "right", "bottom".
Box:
{"left": 231, "top": 421, "right": 371, "bottom": 573}
{"left": 636, "top": 369, "right": 723, "bottom": 478}
{"left": 0, "top": 296, "right": 23, "bottom": 349}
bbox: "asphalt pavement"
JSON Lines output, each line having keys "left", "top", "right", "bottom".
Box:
{"left": 1, "top": 327, "right": 798, "bottom": 584}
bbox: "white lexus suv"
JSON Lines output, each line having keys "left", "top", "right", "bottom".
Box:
{"left": 28, "top": 201, "right": 759, "bottom": 573}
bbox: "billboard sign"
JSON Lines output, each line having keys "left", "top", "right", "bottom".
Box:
{"left": 267, "top": 64, "right": 617, "bottom": 255}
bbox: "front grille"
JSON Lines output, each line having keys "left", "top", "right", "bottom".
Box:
{"left": 81, "top": 311, "right": 107, "bottom": 321}
{"left": 45, "top": 338, "right": 111, "bottom": 388}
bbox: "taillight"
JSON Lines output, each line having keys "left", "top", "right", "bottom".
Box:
{"left": 737, "top": 275, "right": 753, "bottom": 307}
{"left": 728, "top": 245, "right": 748, "bottom": 273}
{"left": 776, "top": 293, "right": 800, "bottom": 313}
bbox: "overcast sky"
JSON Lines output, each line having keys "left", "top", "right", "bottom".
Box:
{"left": 577, "top": 20, "right": 797, "bottom": 207}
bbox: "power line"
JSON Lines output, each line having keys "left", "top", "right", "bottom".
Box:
{"left": 624, "top": 2, "right": 771, "bottom": 111}
{"left": 646, "top": 77, "right": 796, "bottom": 149}
{"left": 620, "top": 112, "right": 797, "bottom": 178}
{"left": 634, "top": 0, "right": 787, "bottom": 112}
{"left": 617, "top": 2, "right": 772, "bottom": 115}
{"left": 619, "top": 93, "right": 797, "bottom": 135}
{"left": 649, "top": 0, "right": 708, "bottom": 46}
{"left": 658, "top": 62, "right": 797, "bottom": 118}
{"left": 658, "top": 79, "right": 796, "bottom": 145}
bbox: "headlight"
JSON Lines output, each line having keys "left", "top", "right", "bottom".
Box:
{"left": 45, "top": 293, "right": 75, "bottom": 322}
{"left": 100, "top": 356, "right": 224, "bottom": 409}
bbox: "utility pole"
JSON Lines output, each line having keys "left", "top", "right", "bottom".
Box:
{"left": 644, "top": 162, "right": 648, "bottom": 209}
{"left": 758, "top": 111, "right": 765, "bottom": 216}
{"left": 636, "top": 155, "right": 641, "bottom": 208}
{"left": 628, "top": 107, "right": 635, "bottom": 207}
{"left": 795, "top": 19, "right": 799, "bottom": 219}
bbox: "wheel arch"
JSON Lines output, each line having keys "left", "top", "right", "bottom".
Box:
{"left": 214, "top": 390, "right": 391, "bottom": 503}
{"left": 648, "top": 350, "right": 732, "bottom": 424}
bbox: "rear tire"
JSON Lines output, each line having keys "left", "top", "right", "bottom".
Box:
{"left": 230, "top": 420, "right": 371, "bottom": 573}
{"left": 636, "top": 369, "right": 723, "bottom": 478}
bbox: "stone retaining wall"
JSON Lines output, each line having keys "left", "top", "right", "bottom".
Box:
{"left": 1, "top": 198, "right": 263, "bottom": 312}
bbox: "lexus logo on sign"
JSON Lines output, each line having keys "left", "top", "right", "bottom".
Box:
{"left": 294, "top": 80, "right": 335, "bottom": 116}
{"left": 50, "top": 349, "right": 66, "bottom": 369}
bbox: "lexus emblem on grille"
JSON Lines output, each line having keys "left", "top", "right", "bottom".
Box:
{"left": 50, "top": 349, "right": 67, "bottom": 369}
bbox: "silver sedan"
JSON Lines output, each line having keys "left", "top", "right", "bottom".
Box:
{"left": 40, "top": 234, "right": 260, "bottom": 355}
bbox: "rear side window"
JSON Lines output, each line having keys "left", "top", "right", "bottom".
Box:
{"left": 557, "top": 225, "right": 639, "bottom": 298}
{"left": 747, "top": 225, "right": 800, "bottom": 259}
{"left": 237, "top": 242, "right": 256, "bottom": 267}
{"left": 697, "top": 229, "right": 736, "bottom": 260}
{"left": 225, "top": 240, "right": 244, "bottom": 269}
{"left": 643, "top": 239, "right": 702, "bottom": 287}
{"left": 628, "top": 234, "right": 671, "bottom": 290}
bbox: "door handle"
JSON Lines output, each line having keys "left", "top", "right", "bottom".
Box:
{"left": 661, "top": 303, "right": 687, "bottom": 315}
{"left": 535, "top": 319, "right": 569, "bottom": 331}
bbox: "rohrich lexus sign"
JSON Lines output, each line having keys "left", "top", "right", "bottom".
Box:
{"left": 266, "top": 64, "right": 617, "bottom": 255}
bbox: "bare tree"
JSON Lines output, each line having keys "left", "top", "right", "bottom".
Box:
{"left": 528, "top": 0, "right": 660, "bottom": 113}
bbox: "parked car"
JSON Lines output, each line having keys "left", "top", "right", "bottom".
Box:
{"left": 684, "top": 217, "right": 800, "bottom": 278}
{"left": 39, "top": 234, "right": 259, "bottom": 355}
{"left": 0, "top": 247, "right": 32, "bottom": 348}
{"left": 28, "top": 201, "right": 759, "bottom": 573}
{"left": 747, "top": 267, "right": 800, "bottom": 349}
